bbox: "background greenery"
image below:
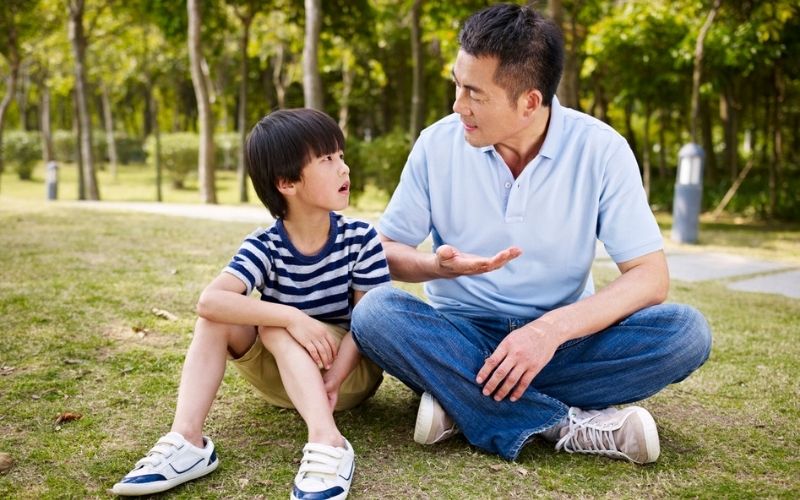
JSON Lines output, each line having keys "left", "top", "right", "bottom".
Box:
{"left": 1, "top": 0, "right": 798, "bottom": 218}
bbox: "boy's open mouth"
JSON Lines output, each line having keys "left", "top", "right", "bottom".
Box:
{"left": 339, "top": 181, "right": 350, "bottom": 193}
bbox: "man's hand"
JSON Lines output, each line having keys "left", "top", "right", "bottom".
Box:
{"left": 435, "top": 244, "right": 522, "bottom": 278}
{"left": 475, "top": 320, "right": 563, "bottom": 402}
{"left": 285, "top": 313, "right": 339, "bottom": 370}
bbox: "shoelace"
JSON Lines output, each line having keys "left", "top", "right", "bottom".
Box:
{"left": 297, "top": 443, "right": 345, "bottom": 481}
{"left": 134, "top": 435, "right": 184, "bottom": 469}
{"left": 554, "top": 409, "right": 627, "bottom": 459}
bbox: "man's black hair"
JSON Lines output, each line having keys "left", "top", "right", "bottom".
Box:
{"left": 246, "top": 108, "right": 345, "bottom": 219}
{"left": 459, "top": 3, "right": 564, "bottom": 106}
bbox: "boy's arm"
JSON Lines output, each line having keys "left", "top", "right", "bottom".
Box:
{"left": 322, "top": 290, "right": 369, "bottom": 409}
{"left": 197, "top": 272, "right": 339, "bottom": 369}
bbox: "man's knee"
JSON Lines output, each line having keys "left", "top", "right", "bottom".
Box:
{"left": 663, "top": 304, "right": 712, "bottom": 374}
{"left": 351, "top": 287, "right": 415, "bottom": 354}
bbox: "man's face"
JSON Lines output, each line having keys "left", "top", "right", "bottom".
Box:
{"left": 451, "top": 50, "right": 526, "bottom": 148}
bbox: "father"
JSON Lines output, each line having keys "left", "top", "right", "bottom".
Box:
{"left": 351, "top": 3, "right": 711, "bottom": 463}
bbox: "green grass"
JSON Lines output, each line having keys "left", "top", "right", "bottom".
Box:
{"left": 1, "top": 168, "right": 799, "bottom": 498}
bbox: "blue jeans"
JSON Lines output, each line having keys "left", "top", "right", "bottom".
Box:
{"left": 351, "top": 287, "right": 712, "bottom": 460}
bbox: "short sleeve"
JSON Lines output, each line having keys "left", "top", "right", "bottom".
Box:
{"left": 378, "top": 138, "right": 433, "bottom": 246}
{"left": 597, "top": 141, "right": 664, "bottom": 263}
{"left": 222, "top": 231, "right": 272, "bottom": 295}
{"left": 352, "top": 225, "right": 391, "bottom": 291}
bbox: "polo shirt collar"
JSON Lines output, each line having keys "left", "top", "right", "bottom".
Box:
{"left": 478, "top": 96, "right": 565, "bottom": 159}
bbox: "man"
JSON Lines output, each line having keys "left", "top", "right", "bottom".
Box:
{"left": 351, "top": 3, "right": 711, "bottom": 463}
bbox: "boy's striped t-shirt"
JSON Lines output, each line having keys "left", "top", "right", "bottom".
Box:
{"left": 223, "top": 212, "right": 391, "bottom": 328}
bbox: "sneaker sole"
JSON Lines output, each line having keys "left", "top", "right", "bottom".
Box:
{"left": 414, "top": 392, "right": 437, "bottom": 445}
{"left": 630, "top": 406, "right": 660, "bottom": 463}
{"left": 111, "top": 458, "right": 219, "bottom": 496}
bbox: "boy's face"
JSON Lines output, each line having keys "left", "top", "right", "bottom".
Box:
{"left": 292, "top": 150, "right": 351, "bottom": 214}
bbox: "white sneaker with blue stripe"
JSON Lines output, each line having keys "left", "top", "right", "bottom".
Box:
{"left": 291, "top": 438, "right": 355, "bottom": 500}
{"left": 112, "top": 432, "right": 219, "bottom": 496}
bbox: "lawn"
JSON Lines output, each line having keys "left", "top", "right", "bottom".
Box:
{"left": 1, "top": 168, "right": 799, "bottom": 498}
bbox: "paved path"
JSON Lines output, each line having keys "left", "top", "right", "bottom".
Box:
{"left": 70, "top": 201, "right": 800, "bottom": 300}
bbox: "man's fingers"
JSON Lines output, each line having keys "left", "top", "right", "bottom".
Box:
{"left": 509, "top": 370, "right": 537, "bottom": 402}
{"left": 491, "top": 366, "right": 526, "bottom": 401}
{"left": 476, "top": 346, "right": 506, "bottom": 384}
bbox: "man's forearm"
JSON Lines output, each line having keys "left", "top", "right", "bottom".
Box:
{"left": 382, "top": 239, "right": 439, "bottom": 282}
{"left": 533, "top": 250, "right": 669, "bottom": 345}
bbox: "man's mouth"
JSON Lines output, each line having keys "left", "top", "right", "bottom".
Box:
{"left": 462, "top": 121, "right": 477, "bottom": 132}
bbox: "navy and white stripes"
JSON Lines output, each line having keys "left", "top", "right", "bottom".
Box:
{"left": 224, "top": 212, "right": 391, "bottom": 328}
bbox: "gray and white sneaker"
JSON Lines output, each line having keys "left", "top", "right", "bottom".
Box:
{"left": 112, "top": 432, "right": 218, "bottom": 496}
{"left": 414, "top": 392, "right": 460, "bottom": 445}
{"left": 544, "top": 406, "right": 660, "bottom": 464}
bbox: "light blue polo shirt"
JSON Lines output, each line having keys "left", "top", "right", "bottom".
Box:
{"left": 379, "top": 97, "right": 663, "bottom": 318}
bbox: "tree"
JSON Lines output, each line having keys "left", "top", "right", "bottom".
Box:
{"left": 68, "top": 0, "right": 101, "bottom": 200}
{"left": 408, "top": 0, "right": 424, "bottom": 142}
{"left": 187, "top": 0, "right": 217, "bottom": 203}
{"left": 303, "top": 0, "right": 323, "bottom": 109}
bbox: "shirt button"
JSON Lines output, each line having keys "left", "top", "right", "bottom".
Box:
{"left": 504, "top": 182, "right": 512, "bottom": 189}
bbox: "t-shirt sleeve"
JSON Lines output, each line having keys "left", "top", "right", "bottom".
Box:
{"left": 222, "top": 230, "right": 271, "bottom": 295}
{"left": 352, "top": 225, "right": 391, "bottom": 291}
{"left": 378, "top": 138, "right": 433, "bottom": 246}
{"left": 597, "top": 141, "right": 664, "bottom": 263}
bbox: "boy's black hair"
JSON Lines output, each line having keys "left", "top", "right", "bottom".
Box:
{"left": 246, "top": 108, "right": 345, "bottom": 219}
{"left": 459, "top": 3, "right": 564, "bottom": 106}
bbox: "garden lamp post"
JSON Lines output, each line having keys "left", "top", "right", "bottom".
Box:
{"left": 671, "top": 143, "right": 704, "bottom": 244}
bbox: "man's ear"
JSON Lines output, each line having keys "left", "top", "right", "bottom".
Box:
{"left": 520, "top": 89, "right": 543, "bottom": 117}
{"left": 276, "top": 178, "right": 296, "bottom": 196}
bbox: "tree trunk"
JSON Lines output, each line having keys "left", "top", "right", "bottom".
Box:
{"left": 0, "top": 26, "right": 20, "bottom": 193}
{"left": 700, "top": 97, "right": 716, "bottom": 184}
{"left": 100, "top": 83, "right": 118, "bottom": 181}
{"left": 642, "top": 103, "right": 651, "bottom": 199}
{"left": 338, "top": 52, "right": 353, "bottom": 138}
{"left": 72, "top": 90, "right": 85, "bottom": 200}
{"left": 690, "top": 0, "right": 720, "bottom": 142}
{"left": 237, "top": 10, "right": 253, "bottom": 203}
{"left": 187, "top": 0, "right": 217, "bottom": 204}
{"left": 272, "top": 44, "right": 287, "bottom": 109}
{"left": 551, "top": 0, "right": 579, "bottom": 109}
{"left": 150, "top": 88, "right": 162, "bottom": 202}
{"left": 302, "top": 0, "right": 323, "bottom": 110}
{"left": 69, "top": 0, "right": 100, "bottom": 200}
{"left": 40, "top": 82, "right": 54, "bottom": 162}
{"left": 657, "top": 108, "right": 667, "bottom": 180}
{"left": 409, "top": 0, "right": 424, "bottom": 142}
{"left": 769, "top": 66, "right": 784, "bottom": 218}
{"left": 16, "top": 62, "right": 30, "bottom": 130}
{"left": 720, "top": 87, "right": 738, "bottom": 182}
{"left": 624, "top": 101, "right": 639, "bottom": 165}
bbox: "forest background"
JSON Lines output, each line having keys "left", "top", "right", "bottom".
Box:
{"left": 1, "top": 0, "right": 798, "bottom": 220}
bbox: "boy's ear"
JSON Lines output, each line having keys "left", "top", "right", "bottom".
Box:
{"left": 276, "top": 178, "right": 296, "bottom": 196}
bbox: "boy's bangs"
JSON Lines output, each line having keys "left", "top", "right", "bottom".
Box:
{"left": 301, "top": 114, "right": 346, "bottom": 162}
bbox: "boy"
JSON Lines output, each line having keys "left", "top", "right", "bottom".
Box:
{"left": 112, "top": 108, "right": 391, "bottom": 499}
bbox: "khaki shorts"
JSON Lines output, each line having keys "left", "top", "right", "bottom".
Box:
{"left": 231, "top": 323, "right": 383, "bottom": 412}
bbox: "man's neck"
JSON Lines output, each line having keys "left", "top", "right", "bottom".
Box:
{"left": 495, "top": 106, "right": 551, "bottom": 178}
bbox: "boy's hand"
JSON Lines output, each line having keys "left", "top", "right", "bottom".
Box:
{"left": 322, "top": 371, "right": 341, "bottom": 411}
{"left": 286, "top": 314, "right": 339, "bottom": 369}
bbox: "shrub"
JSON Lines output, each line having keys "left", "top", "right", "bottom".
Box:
{"left": 144, "top": 133, "right": 198, "bottom": 189}
{"left": 2, "top": 131, "right": 42, "bottom": 180}
{"left": 346, "top": 128, "right": 410, "bottom": 197}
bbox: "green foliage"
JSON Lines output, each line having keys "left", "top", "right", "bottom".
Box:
{"left": 346, "top": 128, "right": 410, "bottom": 197}
{"left": 144, "top": 133, "right": 199, "bottom": 189}
{"left": 1, "top": 131, "right": 42, "bottom": 180}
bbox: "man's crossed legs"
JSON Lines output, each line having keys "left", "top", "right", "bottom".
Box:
{"left": 351, "top": 287, "right": 711, "bottom": 462}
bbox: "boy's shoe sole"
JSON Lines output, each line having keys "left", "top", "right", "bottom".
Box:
{"left": 112, "top": 458, "right": 218, "bottom": 496}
